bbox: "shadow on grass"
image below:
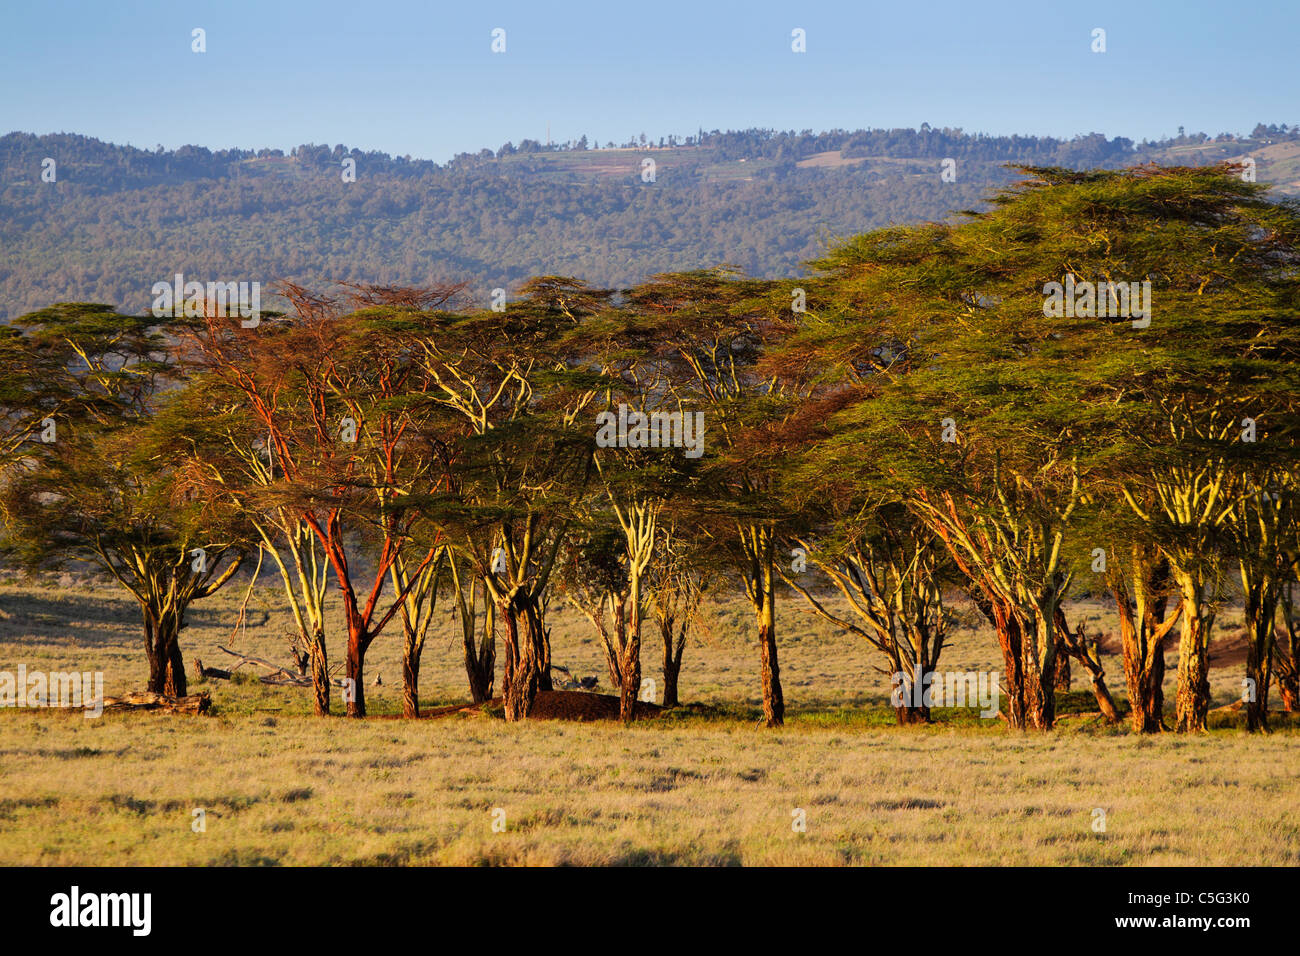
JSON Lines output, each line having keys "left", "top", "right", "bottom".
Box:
{"left": 0, "top": 588, "right": 231, "bottom": 648}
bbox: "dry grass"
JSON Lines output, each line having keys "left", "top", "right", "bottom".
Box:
{"left": 1, "top": 576, "right": 1296, "bottom": 866}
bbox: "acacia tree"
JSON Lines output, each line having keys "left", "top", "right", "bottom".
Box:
{"left": 459, "top": 419, "right": 581, "bottom": 721}
{"left": 919, "top": 450, "right": 1080, "bottom": 731}
{"left": 629, "top": 270, "right": 805, "bottom": 727}
{"left": 167, "top": 375, "right": 337, "bottom": 713}
{"left": 759, "top": 278, "right": 957, "bottom": 724}
{"left": 408, "top": 400, "right": 496, "bottom": 705}
{"left": 1, "top": 306, "right": 245, "bottom": 695}
{"left": 767, "top": 312, "right": 957, "bottom": 723}
{"left": 556, "top": 523, "right": 631, "bottom": 691}
{"left": 646, "top": 518, "right": 710, "bottom": 709}
{"left": 806, "top": 225, "right": 1087, "bottom": 730}
{"left": 1227, "top": 466, "right": 1294, "bottom": 730}
{"left": 188, "top": 285, "right": 455, "bottom": 716}
{"left": 9, "top": 422, "right": 247, "bottom": 697}
{"left": 413, "top": 278, "right": 603, "bottom": 720}
{"left": 1115, "top": 558, "right": 1178, "bottom": 731}
{"left": 1078, "top": 167, "right": 1300, "bottom": 732}
{"left": 1121, "top": 405, "right": 1239, "bottom": 732}
{"left": 447, "top": 547, "right": 496, "bottom": 703}
{"left": 387, "top": 541, "right": 447, "bottom": 717}
{"left": 1085, "top": 511, "right": 1182, "bottom": 733}
{"left": 782, "top": 501, "right": 952, "bottom": 725}
{"left": 810, "top": 164, "right": 1300, "bottom": 731}
{"left": 568, "top": 319, "right": 703, "bottom": 721}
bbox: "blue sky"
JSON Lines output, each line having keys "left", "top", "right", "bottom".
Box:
{"left": 1, "top": 0, "right": 1296, "bottom": 162}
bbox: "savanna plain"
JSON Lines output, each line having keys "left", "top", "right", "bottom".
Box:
{"left": 1, "top": 577, "right": 1296, "bottom": 866}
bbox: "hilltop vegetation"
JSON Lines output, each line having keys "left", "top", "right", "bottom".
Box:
{"left": 2, "top": 123, "right": 1298, "bottom": 319}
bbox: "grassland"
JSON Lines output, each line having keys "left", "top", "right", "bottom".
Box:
{"left": 1, "top": 576, "right": 1297, "bottom": 866}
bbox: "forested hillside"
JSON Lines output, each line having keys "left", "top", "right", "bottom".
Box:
{"left": 2, "top": 123, "right": 1297, "bottom": 318}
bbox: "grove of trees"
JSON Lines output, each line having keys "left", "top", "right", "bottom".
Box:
{"left": 2, "top": 163, "right": 1297, "bottom": 733}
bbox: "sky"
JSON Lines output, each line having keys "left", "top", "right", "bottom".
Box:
{"left": 1, "top": 0, "right": 1297, "bottom": 163}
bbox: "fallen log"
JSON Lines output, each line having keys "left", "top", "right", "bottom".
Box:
{"left": 193, "top": 658, "right": 232, "bottom": 681}
{"left": 215, "top": 646, "right": 348, "bottom": 689}
{"left": 216, "top": 645, "right": 309, "bottom": 684}
{"left": 100, "top": 691, "right": 211, "bottom": 715}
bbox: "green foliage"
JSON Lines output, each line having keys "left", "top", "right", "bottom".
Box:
{"left": 3, "top": 157, "right": 1300, "bottom": 727}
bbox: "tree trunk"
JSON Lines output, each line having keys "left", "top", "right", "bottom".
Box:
{"left": 661, "top": 619, "right": 685, "bottom": 709}
{"left": 618, "top": 576, "right": 643, "bottom": 723}
{"left": 1053, "top": 643, "right": 1072, "bottom": 692}
{"left": 1022, "top": 609, "right": 1056, "bottom": 730}
{"left": 1280, "top": 671, "right": 1300, "bottom": 712}
{"left": 982, "top": 598, "right": 1052, "bottom": 729}
{"left": 1114, "top": 571, "right": 1170, "bottom": 734}
{"left": 986, "top": 601, "right": 1027, "bottom": 728}
{"left": 102, "top": 691, "right": 211, "bottom": 715}
{"left": 1174, "top": 623, "right": 1210, "bottom": 732}
{"left": 895, "top": 705, "right": 930, "bottom": 725}
{"left": 501, "top": 601, "right": 524, "bottom": 720}
{"left": 501, "top": 595, "right": 542, "bottom": 721}
{"left": 1276, "top": 584, "right": 1299, "bottom": 711}
{"left": 144, "top": 606, "right": 187, "bottom": 697}
{"left": 1053, "top": 606, "right": 1119, "bottom": 723}
{"left": 756, "top": 558, "right": 784, "bottom": 727}
{"left": 344, "top": 626, "right": 368, "bottom": 718}
{"left": 601, "top": 601, "right": 625, "bottom": 689}
{"left": 1243, "top": 588, "right": 1276, "bottom": 732}
{"left": 463, "top": 601, "right": 495, "bottom": 704}
{"left": 894, "top": 675, "right": 932, "bottom": 725}
{"left": 891, "top": 650, "right": 933, "bottom": 725}
{"left": 1152, "top": 638, "right": 1167, "bottom": 724}
{"left": 309, "top": 628, "right": 330, "bottom": 716}
{"left": 602, "top": 640, "right": 623, "bottom": 689}
{"left": 619, "top": 638, "right": 641, "bottom": 723}
{"left": 466, "top": 647, "right": 494, "bottom": 703}
{"left": 1173, "top": 571, "right": 1213, "bottom": 733}
{"left": 536, "top": 604, "right": 553, "bottom": 692}
{"left": 163, "top": 629, "right": 187, "bottom": 697}
{"left": 401, "top": 643, "right": 420, "bottom": 718}
{"left": 985, "top": 603, "right": 1054, "bottom": 730}
{"left": 1088, "top": 671, "right": 1120, "bottom": 722}
{"left": 758, "top": 613, "right": 782, "bottom": 726}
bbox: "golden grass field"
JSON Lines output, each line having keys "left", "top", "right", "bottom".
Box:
{"left": 1, "top": 574, "right": 1297, "bottom": 866}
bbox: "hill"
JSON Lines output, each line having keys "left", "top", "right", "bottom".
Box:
{"left": 1, "top": 123, "right": 1297, "bottom": 318}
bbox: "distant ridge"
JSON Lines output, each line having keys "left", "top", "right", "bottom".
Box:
{"left": 2, "top": 123, "right": 1296, "bottom": 319}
